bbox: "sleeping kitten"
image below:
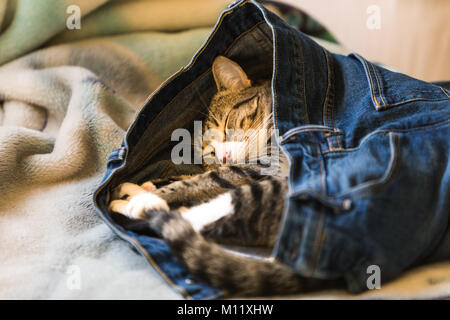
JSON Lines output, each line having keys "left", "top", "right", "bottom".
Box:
{"left": 108, "top": 56, "right": 342, "bottom": 296}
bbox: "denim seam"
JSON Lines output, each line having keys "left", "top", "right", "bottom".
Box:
{"left": 441, "top": 87, "right": 450, "bottom": 98}
{"left": 281, "top": 125, "right": 341, "bottom": 139}
{"left": 322, "top": 51, "right": 332, "bottom": 131}
{"left": 328, "top": 53, "right": 341, "bottom": 149}
{"left": 223, "top": 20, "right": 267, "bottom": 56}
{"left": 370, "top": 61, "right": 387, "bottom": 107}
{"left": 311, "top": 226, "right": 327, "bottom": 276}
{"left": 249, "top": 27, "right": 272, "bottom": 60}
{"left": 360, "top": 57, "right": 381, "bottom": 109}
{"left": 306, "top": 204, "right": 326, "bottom": 276}
{"left": 326, "top": 133, "right": 401, "bottom": 200}
{"left": 321, "top": 117, "right": 450, "bottom": 154}
{"left": 183, "top": 7, "right": 236, "bottom": 72}
{"left": 362, "top": 57, "right": 449, "bottom": 110}
{"left": 271, "top": 22, "right": 280, "bottom": 135}
{"left": 322, "top": 50, "right": 340, "bottom": 151}
{"left": 295, "top": 35, "right": 309, "bottom": 124}
{"left": 316, "top": 145, "right": 326, "bottom": 195}
{"left": 377, "top": 96, "right": 450, "bottom": 110}
{"left": 271, "top": 21, "right": 300, "bottom": 257}
{"left": 159, "top": 162, "right": 174, "bottom": 179}
{"left": 351, "top": 53, "right": 449, "bottom": 110}
{"left": 304, "top": 145, "right": 327, "bottom": 276}
{"left": 288, "top": 228, "right": 303, "bottom": 262}
{"left": 347, "top": 134, "right": 402, "bottom": 200}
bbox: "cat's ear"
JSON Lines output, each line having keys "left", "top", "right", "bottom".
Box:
{"left": 212, "top": 56, "right": 251, "bottom": 91}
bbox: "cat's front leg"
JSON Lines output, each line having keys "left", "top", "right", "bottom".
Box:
{"left": 196, "top": 176, "right": 288, "bottom": 247}
{"left": 108, "top": 182, "right": 168, "bottom": 219}
{"left": 151, "top": 165, "right": 264, "bottom": 209}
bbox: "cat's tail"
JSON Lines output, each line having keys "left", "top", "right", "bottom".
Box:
{"left": 127, "top": 210, "right": 343, "bottom": 297}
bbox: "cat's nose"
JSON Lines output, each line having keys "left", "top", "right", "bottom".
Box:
{"left": 222, "top": 151, "right": 232, "bottom": 163}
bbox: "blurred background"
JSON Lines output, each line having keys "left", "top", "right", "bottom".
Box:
{"left": 272, "top": 0, "right": 450, "bottom": 82}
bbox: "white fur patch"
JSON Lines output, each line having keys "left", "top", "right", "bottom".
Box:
{"left": 181, "top": 192, "right": 234, "bottom": 231}
{"left": 126, "top": 193, "right": 169, "bottom": 219}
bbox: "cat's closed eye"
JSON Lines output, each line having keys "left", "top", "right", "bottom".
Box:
{"left": 201, "top": 56, "right": 273, "bottom": 167}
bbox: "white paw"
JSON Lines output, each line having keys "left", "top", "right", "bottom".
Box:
{"left": 125, "top": 193, "right": 169, "bottom": 219}
{"left": 113, "top": 182, "right": 146, "bottom": 200}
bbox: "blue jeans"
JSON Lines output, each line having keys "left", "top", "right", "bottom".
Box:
{"left": 93, "top": 0, "right": 450, "bottom": 298}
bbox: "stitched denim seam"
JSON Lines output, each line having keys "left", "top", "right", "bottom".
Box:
{"left": 377, "top": 96, "right": 450, "bottom": 110}
{"left": 343, "top": 134, "right": 401, "bottom": 200}
{"left": 328, "top": 52, "right": 341, "bottom": 149}
{"left": 322, "top": 50, "right": 341, "bottom": 151}
{"left": 326, "top": 133, "right": 401, "bottom": 200}
{"left": 321, "top": 118, "right": 450, "bottom": 154}
{"left": 271, "top": 20, "right": 302, "bottom": 258}
{"left": 295, "top": 35, "right": 309, "bottom": 124}
{"left": 322, "top": 50, "right": 332, "bottom": 130}
{"left": 281, "top": 128, "right": 342, "bottom": 145}
{"left": 441, "top": 87, "right": 450, "bottom": 98}
{"left": 223, "top": 20, "right": 267, "bottom": 56}
{"left": 306, "top": 205, "right": 326, "bottom": 277}
{"left": 355, "top": 55, "right": 449, "bottom": 110}
{"left": 183, "top": 9, "right": 236, "bottom": 72}
{"left": 361, "top": 57, "right": 380, "bottom": 109}
{"left": 316, "top": 145, "right": 326, "bottom": 195}
{"left": 159, "top": 162, "right": 174, "bottom": 179}
{"left": 249, "top": 27, "right": 272, "bottom": 60}
{"left": 311, "top": 227, "right": 326, "bottom": 276}
{"left": 370, "top": 61, "right": 387, "bottom": 106}
{"left": 303, "top": 145, "right": 327, "bottom": 275}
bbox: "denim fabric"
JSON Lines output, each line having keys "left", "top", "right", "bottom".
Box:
{"left": 93, "top": 0, "right": 450, "bottom": 298}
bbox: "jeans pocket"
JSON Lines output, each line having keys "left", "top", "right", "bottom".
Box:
{"left": 350, "top": 53, "right": 450, "bottom": 111}
{"left": 323, "top": 131, "right": 401, "bottom": 199}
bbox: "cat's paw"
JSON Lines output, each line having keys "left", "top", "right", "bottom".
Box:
{"left": 140, "top": 181, "right": 156, "bottom": 192}
{"left": 110, "top": 193, "right": 170, "bottom": 219}
{"left": 108, "top": 199, "right": 129, "bottom": 215}
{"left": 112, "top": 182, "right": 147, "bottom": 200}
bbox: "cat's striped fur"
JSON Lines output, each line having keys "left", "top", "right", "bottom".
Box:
{"left": 108, "top": 56, "right": 343, "bottom": 296}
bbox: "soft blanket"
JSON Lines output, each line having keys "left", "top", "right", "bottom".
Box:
{"left": 0, "top": 0, "right": 449, "bottom": 300}
{"left": 0, "top": 0, "right": 228, "bottom": 299}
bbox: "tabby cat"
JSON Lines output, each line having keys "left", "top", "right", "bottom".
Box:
{"left": 108, "top": 56, "right": 342, "bottom": 296}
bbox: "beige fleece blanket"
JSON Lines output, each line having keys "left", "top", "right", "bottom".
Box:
{"left": 0, "top": 0, "right": 230, "bottom": 299}
{"left": 0, "top": 0, "right": 448, "bottom": 300}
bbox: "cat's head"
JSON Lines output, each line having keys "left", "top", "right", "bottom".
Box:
{"left": 201, "top": 56, "right": 273, "bottom": 169}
